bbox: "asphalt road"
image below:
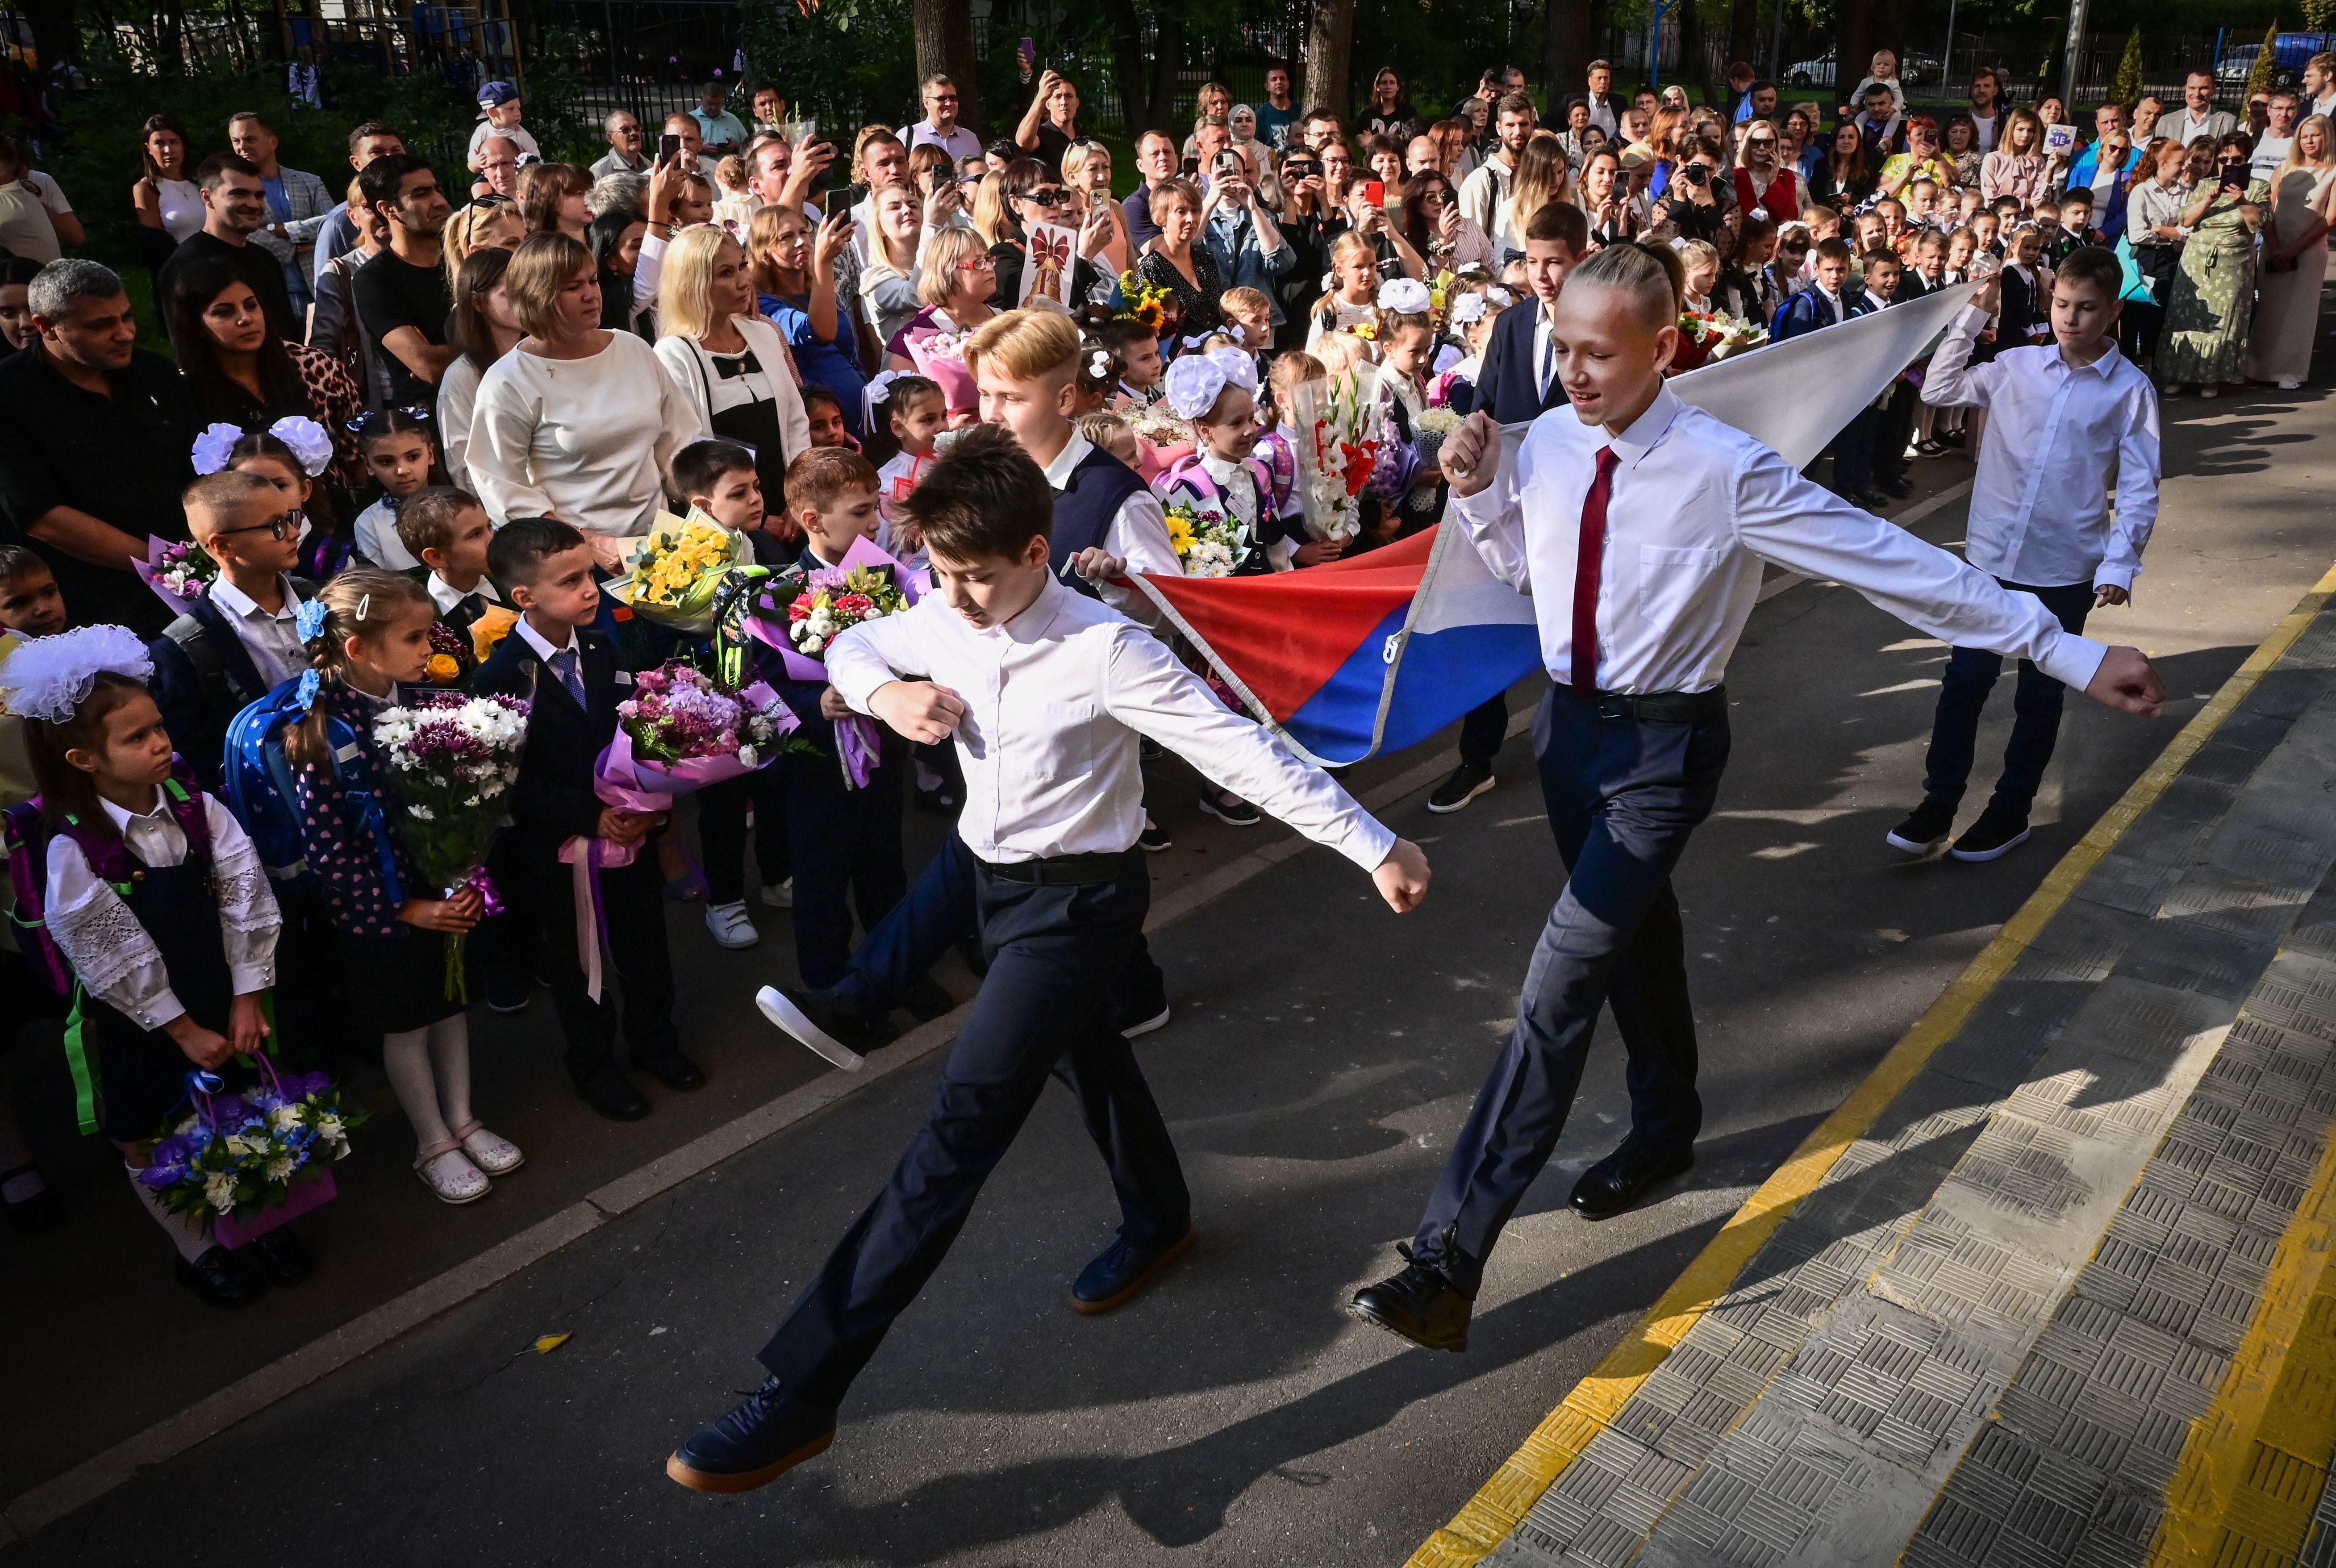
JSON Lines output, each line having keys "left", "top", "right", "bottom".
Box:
{"left": 10, "top": 381, "right": 2336, "bottom": 1567}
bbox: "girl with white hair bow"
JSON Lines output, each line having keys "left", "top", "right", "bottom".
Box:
{"left": 1150, "top": 347, "right": 1299, "bottom": 576}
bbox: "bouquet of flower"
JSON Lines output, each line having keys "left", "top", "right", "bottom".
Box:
{"left": 373, "top": 691, "right": 531, "bottom": 998}
{"left": 603, "top": 512, "right": 762, "bottom": 635}
{"left": 133, "top": 537, "right": 218, "bottom": 614}
{"left": 743, "top": 536, "right": 921, "bottom": 790}
{"left": 1411, "top": 407, "right": 1466, "bottom": 467}
{"left": 560, "top": 663, "right": 805, "bottom": 999}
{"left": 1106, "top": 269, "right": 1176, "bottom": 334}
{"left": 424, "top": 621, "right": 468, "bottom": 687}
{"left": 906, "top": 326, "right": 978, "bottom": 417}
{"left": 1673, "top": 310, "right": 1768, "bottom": 373}
{"left": 1291, "top": 370, "right": 1383, "bottom": 543}
{"left": 137, "top": 1062, "right": 364, "bottom": 1244}
{"left": 1164, "top": 500, "right": 1249, "bottom": 578}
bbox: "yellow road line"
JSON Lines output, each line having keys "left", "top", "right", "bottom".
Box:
{"left": 1408, "top": 561, "right": 2336, "bottom": 1568}
{"left": 2148, "top": 1098, "right": 2336, "bottom": 1568}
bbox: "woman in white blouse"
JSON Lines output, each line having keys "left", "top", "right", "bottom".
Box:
{"left": 131, "top": 115, "right": 203, "bottom": 248}
{"left": 467, "top": 231, "right": 697, "bottom": 548}
{"left": 437, "top": 245, "right": 521, "bottom": 492}
{"left": 656, "top": 224, "right": 811, "bottom": 510}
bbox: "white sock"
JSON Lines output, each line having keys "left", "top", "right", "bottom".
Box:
{"left": 383, "top": 1025, "right": 455, "bottom": 1154}
{"left": 126, "top": 1163, "right": 211, "bottom": 1262}
{"left": 427, "top": 1015, "right": 474, "bottom": 1135}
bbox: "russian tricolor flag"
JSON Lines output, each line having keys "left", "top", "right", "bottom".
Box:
{"left": 1128, "top": 282, "right": 1978, "bottom": 767}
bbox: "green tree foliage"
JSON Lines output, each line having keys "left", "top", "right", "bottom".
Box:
{"left": 2111, "top": 25, "right": 2145, "bottom": 106}
{"left": 2247, "top": 19, "right": 2279, "bottom": 98}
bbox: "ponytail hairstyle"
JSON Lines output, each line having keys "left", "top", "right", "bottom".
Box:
{"left": 1317, "top": 231, "right": 1381, "bottom": 321}
{"left": 1567, "top": 239, "right": 1685, "bottom": 332}
{"left": 26, "top": 672, "right": 154, "bottom": 840}
{"left": 283, "top": 569, "right": 434, "bottom": 771}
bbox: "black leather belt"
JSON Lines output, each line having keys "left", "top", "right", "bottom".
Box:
{"left": 1554, "top": 683, "right": 1727, "bottom": 723}
{"left": 979, "top": 849, "right": 1136, "bottom": 886}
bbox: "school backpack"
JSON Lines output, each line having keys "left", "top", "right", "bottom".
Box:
{"left": 222, "top": 680, "right": 356, "bottom": 876}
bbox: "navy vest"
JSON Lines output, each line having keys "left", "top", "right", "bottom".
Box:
{"left": 1049, "top": 443, "right": 1151, "bottom": 597}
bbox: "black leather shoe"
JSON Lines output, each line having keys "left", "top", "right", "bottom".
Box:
{"left": 1350, "top": 1251, "right": 1472, "bottom": 1351}
{"left": 667, "top": 1376, "right": 837, "bottom": 1494}
{"left": 1569, "top": 1143, "right": 1694, "bottom": 1221}
{"left": 576, "top": 1066, "right": 652, "bottom": 1122}
{"left": 1849, "top": 488, "right": 1891, "bottom": 510}
{"left": 901, "top": 973, "right": 955, "bottom": 1023}
{"left": 638, "top": 1051, "right": 706, "bottom": 1092}
{"left": 1878, "top": 474, "right": 1914, "bottom": 498}
{"left": 245, "top": 1227, "right": 314, "bottom": 1285}
{"left": 176, "top": 1245, "right": 266, "bottom": 1307}
{"left": 1072, "top": 1226, "right": 1195, "bottom": 1314}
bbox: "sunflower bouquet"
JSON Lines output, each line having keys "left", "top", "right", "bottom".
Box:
{"left": 1164, "top": 500, "right": 1249, "bottom": 578}
{"left": 604, "top": 511, "right": 762, "bottom": 634}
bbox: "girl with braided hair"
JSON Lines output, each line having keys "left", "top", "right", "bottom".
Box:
{"left": 279, "top": 571, "right": 522, "bottom": 1205}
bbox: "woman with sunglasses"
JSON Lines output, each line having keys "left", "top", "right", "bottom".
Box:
{"left": 1731, "top": 120, "right": 1800, "bottom": 221}
{"left": 170, "top": 257, "right": 365, "bottom": 487}
{"left": 982, "top": 157, "right": 1116, "bottom": 313}
{"left": 1398, "top": 171, "right": 1493, "bottom": 271}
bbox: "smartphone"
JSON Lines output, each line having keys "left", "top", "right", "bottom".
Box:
{"left": 833, "top": 181, "right": 870, "bottom": 211}
{"left": 1181, "top": 154, "right": 1200, "bottom": 177}
{"left": 1018, "top": 36, "right": 1037, "bottom": 83}
{"left": 2219, "top": 164, "right": 2249, "bottom": 190}
{"left": 1361, "top": 178, "right": 1385, "bottom": 208}
{"left": 659, "top": 132, "right": 681, "bottom": 164}
{"left": 1212, "top": 150, "right": 1243, "bottom": 180}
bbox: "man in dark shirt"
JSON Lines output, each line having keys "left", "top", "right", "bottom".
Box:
{"left": 0, "top": 260, "right": 199, "bottom": 636}
{"left": 154, "top": 153, "right": 299, "bottom": 346}
{"left": 1122, "top": 129, "right": 1179, "bottom": 250}
{"left": 351, "top": 154, "right": 455, "bottom": 404}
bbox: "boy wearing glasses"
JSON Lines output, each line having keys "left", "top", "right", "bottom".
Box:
{"left": 149, "top": 470, "right": 315, "bottom": 787}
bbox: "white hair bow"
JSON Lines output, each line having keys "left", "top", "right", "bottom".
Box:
{"left": 1376, "top": 276, "right": 1432, "bottom": 314}
{"left": 1162, "top": 353, "right": 1230, "bottom": 420}
{"left": 0, "top": 625, "right": 154, "bottom": 724}
{"left": 1204, "top": 346, "right": 1258, "bottom": 393}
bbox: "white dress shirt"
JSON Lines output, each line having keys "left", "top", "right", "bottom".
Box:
{"left": 2160, "top": 108, "right": 2236, "bottom": 147}
{"left": 354, "top": 498, "right": 418, "bottom": 572}
{"left": 1583, "top": 92, "right": 1620, "bottom": 138}
{"left": 1919, "top": 305, "right": 2161, "bottom": 593}
{"left": 426, "top": 570, "right": 502, "bottom": 617}
{"left": 515, "top": 614, "right": 580, "bottom": 663}
{"left": 825, "top": 576, "right": 1395, "bottom": 869}
{"left": 205, "top": 573, "right": 308, "bottom": 687}
{"left": 46, "top": 791, "right": 279, "bottom": 1030}
{"left": 1453, "top": 384, "right": 2108, "bottom": 696}
{"left": 1042, "top": 430, "right": 1178, "bottom": 620}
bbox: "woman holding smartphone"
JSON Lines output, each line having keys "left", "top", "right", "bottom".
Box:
{"left": 1060, "top": 141, "right": 1132, "bottom": 275}
{"left": 2161, "top": 132, "right": 2269, "bottom": 396}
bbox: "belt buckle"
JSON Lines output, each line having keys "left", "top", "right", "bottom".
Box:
{"left": 1596, "top": 694, "right": 1632, "bottom": 721}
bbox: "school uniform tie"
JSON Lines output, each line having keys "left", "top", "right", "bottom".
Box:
{"left": 1538, "top": 326, "right": 1556, "bottom": 400}
{"left": 1573, "top": 446, "right": 1618, "bottom": 696}
{"left": 549, "top": 647, "right": 586, "bottom": 708}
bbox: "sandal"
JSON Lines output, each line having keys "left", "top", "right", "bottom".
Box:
{"left": 449, "top": 1119, "right": 524, "bottom": 1176}
{"left": 414, "top": 1141, "right": 489, "bottom": 1205}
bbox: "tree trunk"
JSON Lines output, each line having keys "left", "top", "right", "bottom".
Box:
{"left": 1542, "top": 0, "right": 1594, "bottom": 112}
{"left": 1675, "top": 0, "right": 1713, "bottom": 105}
{"left": 20, "top": 0, "right": 79, "bottom": 67}
{"left": 1835, "top": 0, "right": 1872, "bottom": 114}
{"left": 1728, "top": 0, "right": 1760, "bottom": 75}
{"left": 1099, "top": 0, "right": 1149, "bottom": 136}
{"left": 1302, "top": 0, "right": 1352, "bottom": 117}
{"left": 911, "top": 0, "right": 980, "bottom": 138}
{"left": 1147, "top": 6, "right": 1182, "bottom": 130}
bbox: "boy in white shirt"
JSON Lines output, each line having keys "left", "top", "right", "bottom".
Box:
{"left": 667, "top": 424, "right": 1432, "bottom": 1493}
{"left": 1894, "top": 244, "right": 2160, "bottom": 863}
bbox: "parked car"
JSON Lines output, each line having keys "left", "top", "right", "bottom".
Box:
{"left": 2217, "top": 31, "right": 2333, "bottom": 89}
{"left": 1782, "top": 50, "right": 1942, "bottom": 91}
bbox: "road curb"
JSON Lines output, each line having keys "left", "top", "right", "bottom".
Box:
{"left": 1405, "top": 558, "right": 2336, "bottom": 1568}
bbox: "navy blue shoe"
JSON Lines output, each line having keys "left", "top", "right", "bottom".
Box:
{"left": 1071, "top": 1226, "right": 1195, "bottom": 1315}
{"left": 666, "top": 1376, "right": 836, "bottom": 1494}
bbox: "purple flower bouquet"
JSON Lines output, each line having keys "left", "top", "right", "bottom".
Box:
{"left": 138, "top": 1060, "right": 365, "bottom": 1244}
{"left": 373, "top": 692, "right": 532, "bottom": 999}
{"left": 131, "top": 536, "right": 218, "bottom": 616}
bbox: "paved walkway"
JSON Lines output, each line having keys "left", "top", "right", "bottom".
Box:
{"left": 1422, "top": 567, "right": 2336, "bottom": 1568}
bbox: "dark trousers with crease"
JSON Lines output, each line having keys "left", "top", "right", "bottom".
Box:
{"left": 1458, "top": 694, "right": 1510, "bottom": 771}
{"left": 830, "top": 831, "right": 1167, "bottom": 1022}
{"left": 759, "top": 851, "right": 1190, "bottom": 1407}
{"left": 526, "top": 846, "right": 681, "bottom": 1085}
{"left": 1411, "top": 687, "right": 1728, "bottom": 1298}
{"left": 1920, "top": 578, "right": 2094, "bottom": 816}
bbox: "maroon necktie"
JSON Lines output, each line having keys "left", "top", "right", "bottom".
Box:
{"left": 1573, "top": 446, "right": 1619, "bottom": 695}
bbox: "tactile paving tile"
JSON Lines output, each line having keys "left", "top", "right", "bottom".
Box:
{"left": 1488, "top": 627, "right": 2336, "bottom": 1568}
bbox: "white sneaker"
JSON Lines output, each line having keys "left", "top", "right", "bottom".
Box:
{"left": 452, "top": 1120, "right": 523, "bottom": 1175}
{"left": 2280, "top": 378, "right": 2303, "bottom": 390}
{"left": 759, "top": 878, "right": 794, "bottom": 909}
{"left": 416, "top": 1145, "right": 489, "bottom": 1205}
{"left": 705, "top": 901, "right": 760, "bottom": 949}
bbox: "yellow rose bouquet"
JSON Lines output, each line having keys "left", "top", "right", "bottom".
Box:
{"left": 603, "top": 510, "right": 761, "bottom": 635}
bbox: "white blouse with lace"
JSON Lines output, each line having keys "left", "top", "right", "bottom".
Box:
{"left": 45, "top": 791, "right": 279, "bottom": 1031}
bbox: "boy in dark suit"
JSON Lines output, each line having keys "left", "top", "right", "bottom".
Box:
{"left": 474, "top": 517, "right": 703, "bottom": 1122}
{"left": 395, "top": 486, "right": 509, "bottom": 650}
{"left": 1428, "top": 198, "right": 1592, "bottom": 819}
{"left": 769, "top": 447, "right": 909, "bottom": 992}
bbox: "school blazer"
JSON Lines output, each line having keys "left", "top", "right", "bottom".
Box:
{"left": 471, "top": 626, "right": 631, "bottom": 851}
{"left": 1472, "top": 301, "right": 1571, "bottom": 424}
